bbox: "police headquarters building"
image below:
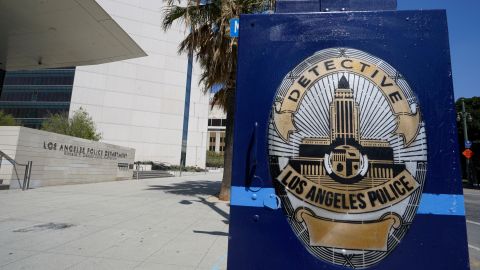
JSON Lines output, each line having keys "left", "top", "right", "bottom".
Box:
{"left": 0, "top": 0, "right": 209, "bottom": 168}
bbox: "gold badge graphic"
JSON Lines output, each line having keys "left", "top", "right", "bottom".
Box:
{"left": 268, "top": 48, "right": 427, "bottom": 268}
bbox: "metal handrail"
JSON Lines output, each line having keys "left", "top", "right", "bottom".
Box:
{"left": 0, "top": 150, "right": 32, "bottom": 190}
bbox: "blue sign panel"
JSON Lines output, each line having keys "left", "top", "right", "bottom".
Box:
{"left": 230, "top": 18, "right": 239, "bottom": 37}
{"left": 229, "top": 10, "right": 469, "bottom": 270}
{"left": 465, "top": 140, "right": 472, "bottom": 149}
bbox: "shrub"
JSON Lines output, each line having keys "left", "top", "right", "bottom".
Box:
{"left": 0, "top": 110, "right": 18, "bottom": 126}
{"left": 206, "top": 151, "right": 224, "bottom": 168}
{"left": 41, "top": 107, "right": 102, "bottom": 141}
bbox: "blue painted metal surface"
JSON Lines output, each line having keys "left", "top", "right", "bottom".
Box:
{"left": 231, "top": 186, "right": 466, "bottom": 216}
{"left": 417, "top": 193, "right": 465, "bottom": 216}
{"left": 228, "top": 9, "right": 470, "bottom": 270}
{"left": 231, "top": 186, "right": 275, "bottom": 208}
{"left": 276, "top": 0, "right": 397, "bottom": 13}
{"left": 276, "top": 0, "right": 320, "bottom": 13}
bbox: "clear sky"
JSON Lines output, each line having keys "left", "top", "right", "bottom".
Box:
{"left": 397, "top": 0, "right": 479, "bottom": 99}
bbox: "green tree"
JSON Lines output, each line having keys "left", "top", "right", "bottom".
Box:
{"left": 41, "top": 108, "right": 102, "bottom": 141}
{"left": 162, "top": 0, "right": 275, "bottom": 200}
{"left": 0, "top": 110, "right": 17, "bottom": 126}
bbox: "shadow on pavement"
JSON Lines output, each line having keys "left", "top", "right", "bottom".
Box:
{"left": 193, "top": 230, "right": 229, "bottom": 236}
{"left": 146, "top": 180, "right": 229, "bottom": 224}
{"left": 146, "top": 180, "right": 220, "bottom": 196}
{"left": 196, "top": 196, "right": 229, "bottom": 222}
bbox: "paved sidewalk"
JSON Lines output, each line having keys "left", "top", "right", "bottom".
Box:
{"left": 1, "top": 173, "right": 476, "bottom": 270}
{"left": 0, "top": 173, "right": 228, "bottom": 270}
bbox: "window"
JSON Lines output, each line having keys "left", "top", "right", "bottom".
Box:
{"left": 0, "top": 68, "right": 75, "bottom": 129}
{"left": 207, "top": 118, "right": 227, "bottom": 127}
{"left": 212, "top": 119, "right": 221, "bottom": 126}
{"left": 31, "top": 91, "right": 38, "bottom": 101}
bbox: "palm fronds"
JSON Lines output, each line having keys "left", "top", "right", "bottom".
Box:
{"left": 162, "top": 0, "right": 275, "bottom": 107}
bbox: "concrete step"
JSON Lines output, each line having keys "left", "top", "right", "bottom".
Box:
{"left": 134, "top": 171, "right": 172, "bottom": 174}
{"left": 133, "top": 172, "right": 173, "bottom": 176}
{"left": 132, "top": 171, "right": 173, "bottom": 179}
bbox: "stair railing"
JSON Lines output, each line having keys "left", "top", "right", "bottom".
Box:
{"left": 0, "top": 150, "right": 33, "bottom": 190}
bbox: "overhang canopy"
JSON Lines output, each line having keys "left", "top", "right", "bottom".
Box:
{"left": 0, "top": 0, "right": 147, "bottom": 71}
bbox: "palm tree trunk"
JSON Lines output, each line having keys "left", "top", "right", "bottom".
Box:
{"left": 218, "top": 89, "right": 235, "bottom": 201}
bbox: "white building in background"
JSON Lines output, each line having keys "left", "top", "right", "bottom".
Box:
{"left": 207, "top": 94, "right": 227, "bottom": 154}
{"left": 69, "top": 0, "right": 209, "bottom": 167}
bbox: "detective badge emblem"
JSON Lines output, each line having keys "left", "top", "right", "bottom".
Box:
{"left": 268, "top": 48, "right": 427, "bottom": 269}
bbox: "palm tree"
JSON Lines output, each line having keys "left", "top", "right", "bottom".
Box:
{"left": 162, "top": 0, "right": 275, "bottom": 200}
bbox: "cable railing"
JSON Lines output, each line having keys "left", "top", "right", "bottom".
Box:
{"left": 0, "top": 150, "right": 32, "bottom": 190}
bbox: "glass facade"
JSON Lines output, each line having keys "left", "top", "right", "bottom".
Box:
{"left": 0, "top": 69, "right": 5, "bottom": 97}
{"left": 0, "top": 68, "right": 75, "bottom": 128}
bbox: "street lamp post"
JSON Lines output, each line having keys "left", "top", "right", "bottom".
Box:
{"left": 457, "top": 98, "right": 474, "bottom": 186}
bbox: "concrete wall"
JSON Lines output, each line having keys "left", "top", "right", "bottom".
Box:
{"left": 0, "top": 127, "right": 135, "bottom": 189}
{"left": 69, "top": 0, "right": 209, "bottom": 168}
